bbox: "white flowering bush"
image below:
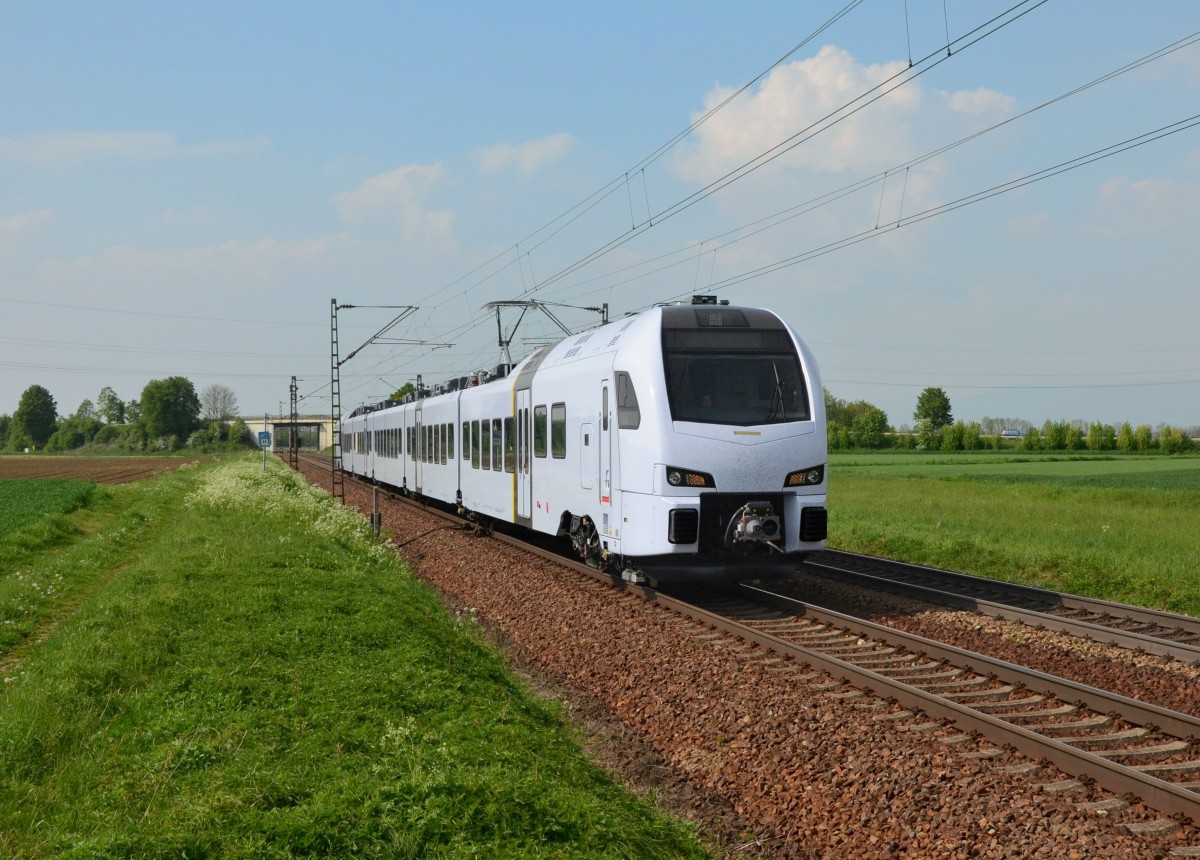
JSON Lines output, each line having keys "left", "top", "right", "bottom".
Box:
{"left": 185, "top": 457, "right": 389, "bottom": 560}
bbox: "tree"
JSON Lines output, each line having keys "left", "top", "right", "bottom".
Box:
{"left": 200, "top": 384, "right": 239, "bottom": 421}
{"left": 850, "top": 406, "right": 889, "bottom": 448}
{"left": 1116, "top": 422, "right": 1134, "bottom": 452}
{"left": 97, "top": 386, "right": 125, "bottom": 424}
{"left": 46, "top": 415, "right": 102, "bottom": 452}
{"left": 0, "top": 414, "right": 9, "bottom": 449}
{"left": 126, "top": 398, "right": 141, "bottom": 422}
{"left": 75, "top": 399, "right": 96, "bottom": 420}
{"left": 390, "top": 382, "right": 416, "bottom": 402}
{"left": 913, "top": 387, "right": 951, "bottom": 450}
{"left": 140, "top": 377, "right": 201, "bottom": 441}
{"left": 13, "top": 384, "right": 58, "bottom": 447}
{"left": 914, "top": 387, "right": 953, "bottom": 430}
{"left": 1086, "top": 422, "right": 1115, "bottom": 451}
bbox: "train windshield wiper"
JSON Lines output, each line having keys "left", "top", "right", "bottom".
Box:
{"left": 769, "top": 361, "right": 787, "bottom": 422}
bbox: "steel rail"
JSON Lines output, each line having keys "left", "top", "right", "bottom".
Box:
{"left": 819, "top": 548, "right": 1200, "bottom": 636}
{"left": 808, "top": 550, "right": 1200, "bottom": 663}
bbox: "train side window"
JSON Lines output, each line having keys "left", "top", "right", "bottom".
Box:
{"left": 533, "top": 405, "right": 547, "bottom": 458}
{"left": 491, "top": 418, "right": 502, "bottom": 471}
{"left": 462, "top": 422, "right": 469, "bottom": 460}
{"left": 472, "top": 420, "right": 481, "bottom": 469}
{"left": 441, "top": 424, "right": 448, "bottom": 465}
{"left": 480, "top": 420, "right": 491, "bottom": 470}
{"left": 615, "top": 371, "right": 641, "bottom": 429}
{"left": 551, "top": 403, "right": 566, "bottom": 459}
{"left": 448, "top": 423, "right": 454, "bottom": 461}
{"left": 503, "top": 416, "right": 515, "bottom": 473}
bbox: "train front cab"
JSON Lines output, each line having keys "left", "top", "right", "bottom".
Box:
{"left": 616, "top": 304, "right": 828, "bottom": 580}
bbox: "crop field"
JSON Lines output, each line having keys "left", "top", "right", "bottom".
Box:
{"left": 0, "top": 455, "right": 200, "bottom": 484}
{"left": 0, "top": 479, "right": 94, "bottom": 540}
{"left": 830, "top": 451, "right": 1200, "bottom": 491}
{"left": 827, "top": 451, "right": 1200, "bottom": 615}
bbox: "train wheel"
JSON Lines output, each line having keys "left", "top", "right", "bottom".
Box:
{"left": 569, "top": 515, "right": 601, "bottom": 567}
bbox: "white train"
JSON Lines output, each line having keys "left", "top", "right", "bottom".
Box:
{"left": 339, "top": 298, "right": 827, "bottom": 582}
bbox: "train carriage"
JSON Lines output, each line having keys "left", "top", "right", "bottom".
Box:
{"left": 340, "top": 298, "right": 827, "bottom": 582}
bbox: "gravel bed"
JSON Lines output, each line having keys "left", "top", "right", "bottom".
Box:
{"left": 297, "top": 459, "right": 1200, "bottom": 859}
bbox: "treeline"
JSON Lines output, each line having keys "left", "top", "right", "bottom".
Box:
{"left": 826, "top": 387, "right": 1196, "bottom": 453}
{"left": 0, "top": 379, "right": 253, "bottom": 454}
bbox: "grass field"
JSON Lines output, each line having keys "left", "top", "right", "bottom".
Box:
{"left": 827, "top": 451, "right": 1200, "bottom": 616}
{"left": 0, "top": 458, "right": 708, "bottom": 859}
{"left": 0, "top": 479, "right": 95, "bottom": 539}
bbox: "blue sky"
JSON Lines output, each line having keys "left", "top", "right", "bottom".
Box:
{"left": 2, "top": 1, "right": 1198, "bottom": 431}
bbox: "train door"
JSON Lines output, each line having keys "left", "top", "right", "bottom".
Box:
{"left": 366, "top": 415, "right": 375, "bottom": 479}
{"left": 599, "top": 381, "right": 611, "bottom": 506}
{"left": 414, "top": 404, "right": 423, "bottom": 494}
{"left": 599, "top": 380, "right": 617, "bottom": 543}
{"left": 517, "top": 388, "right": 532, "bottom": 520}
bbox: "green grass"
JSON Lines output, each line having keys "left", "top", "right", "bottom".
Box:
{"left": 827, "top": 452, "right": 1200, "bottom": 616}
{"left": 0, "top": 457, "right": 709, "bottom": 859}
{"left": 0, "top": 479, "right": 96, "bottom": 539}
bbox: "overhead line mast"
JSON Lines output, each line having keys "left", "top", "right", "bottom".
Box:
{"left": 330, "top": 299, "right": 453, "bottom": 503}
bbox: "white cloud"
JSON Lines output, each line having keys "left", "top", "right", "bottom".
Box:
{"left": 672, "top": 46, "right": 1022, "bottom": 194}
{"left": 333, "top": 163, "right": 456, "bottom": 247}
{"left": 1092, "top": 175, "right": 1200, "bottom": 235}
{"left": 0, "top": 209, "right": 54, "bottom": 236}
{"left": 475, "top": 132, "right": 575, "bottom": 175}
{"left": 0, "top": 210, "right": 54, "bottom": 265}
{"left": 673, "top": 46, "right": 920, "bottom": 181}
{"left": 945, "top": 87, "right": 1015, "bottom": 117}
{"left": 0, "top": 131, "right": 271, "bottom": 167}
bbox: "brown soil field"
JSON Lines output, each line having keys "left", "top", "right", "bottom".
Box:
{"left": 0, "top": 456, "right": 204, "bottom": 484}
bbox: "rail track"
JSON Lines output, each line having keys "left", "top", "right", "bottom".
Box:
{"left": 660, "top": 580, "right": 1200, "bottom": 829}
{"left": 805, "top": 549, "right": 1200, "bottom": 664}
{"left": 296, "top": 452, "right": 1200, "bottom": 835}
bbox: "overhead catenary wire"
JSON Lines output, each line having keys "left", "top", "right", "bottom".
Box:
{"left": 499, "top": 0, "right": 1048, "bottom": 302}
{"left": 529, "top": 30, "right": 1200, "bottom": 310}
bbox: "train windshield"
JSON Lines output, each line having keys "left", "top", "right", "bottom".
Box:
{"left": 663, "top": 328, "right": 811, "bottom": 425}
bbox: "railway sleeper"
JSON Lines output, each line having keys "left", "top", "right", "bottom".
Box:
{"left": 1096, "top": 739, "right": 1191, "bottom": 760}
{"left": 1054, "top": 727, "right": 1151, "bottom": 748}
{"left": 968, "top": 694, "right": 1050, "bottom": 712}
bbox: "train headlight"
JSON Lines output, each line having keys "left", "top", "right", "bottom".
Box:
{"left": 664, "top": 466, "right": 715, "bottom": 489}
{"left": 785, "top": 465, "right": 825, "bottom": 487}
